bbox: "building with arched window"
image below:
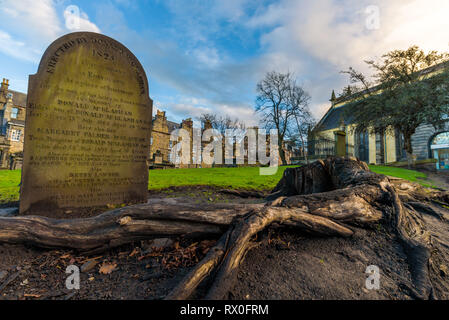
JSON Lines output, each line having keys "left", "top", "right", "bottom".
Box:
{"left": 430, "top": 132, "right": 449, "bottom": 170}
{"left": 311, "top": 62, "right": 449, "bottom": 170}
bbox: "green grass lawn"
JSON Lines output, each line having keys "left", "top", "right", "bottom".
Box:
{"left": 0, "top": 170, "right": 21, "bottom": 204}
{"left": 148, "top": 166, "right": 294, "bottom": 191}
{"left": 368, "top": 165, "right": 427, "bottom": 182}
{"left": 368, "top": 165, "right": 437, "bottom": 188}
{"left": 0, "top": 166, "right": 294, "bottom": 204}
{"left": 0, "top": 165, "right": 435, "bottom": 204}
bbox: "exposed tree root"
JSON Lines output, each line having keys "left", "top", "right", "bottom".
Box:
{"left": 387, "top": 185, "right": 432, "bottom": 299}
{"left": 0, "top": 201, "right": 262, "bottom": 253}
{"left": 165, "top": 228, "right": 232, "bottom": 300}
{"left": 167, "top": 157, "right": 444, "bottom": 299}
{"left": 204, "top": 206, "right": 353, "bottom": 299}
{"left": 0, "top": 157, "right": 447, "bottom": 299}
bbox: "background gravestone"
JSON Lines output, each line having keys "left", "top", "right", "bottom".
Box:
{"left": 20, "top": 32, "right": 153, "bottom": 213}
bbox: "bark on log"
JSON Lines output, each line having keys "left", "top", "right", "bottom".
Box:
{"left": 0, "top": 202, "right": 263, "bottom": 252}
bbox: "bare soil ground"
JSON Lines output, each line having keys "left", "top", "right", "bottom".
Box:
{"left": 1, "top": 186, "right": 449, "bottom": 300}
{"left": 421, "top": 170, "right": 449, "bottom": 191}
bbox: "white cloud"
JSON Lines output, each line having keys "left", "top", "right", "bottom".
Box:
{"left": 0, "top": 0, "right": 100, "bottom": 63}
{"left": 0, "top": 0, "right": 62, "bottom": 41}
{"left": 83, "top": 0, "right": 449, "bottom": 123}
{"left": 4, "top": 0, "right": 447, "bottom": 125}
{"left": 210, "top": 0, "right": 253, "bottom": 22}
{"left": 155, "top": 95, "right": 259, "bottom": 127}
{"left": 191, "top": 47, "right": 222, "bottom": 68}
{"left": 245, "top": 0, "right": 449, "bottom": 119}
{"left": 64, "top": 7, "right": 101, "bottom": 33}
{"left": 0, "top": 30, "right": 37, "bottom": 62}
{"left": 164, "top": 102, "right": 212, "bottom": 120}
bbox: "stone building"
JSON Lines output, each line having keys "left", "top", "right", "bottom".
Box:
{"left": 312, "top": 61, "right": 449, "bottom": 170}
{"left": 148, "top": 110, "right": 198, "bottom": 168}
{"left": 0, "top": 78, "right": 26, "bottom": 169}
{"left": 149, "top": 110, "right": 181, "bottom": 167}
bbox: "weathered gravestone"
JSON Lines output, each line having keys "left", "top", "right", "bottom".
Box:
{"left": 20, "top": 32, "right": 153, "bottom": 213}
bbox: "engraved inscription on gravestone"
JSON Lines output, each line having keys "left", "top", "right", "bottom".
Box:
{"left": 20, "top": 32, "right": 153, "bottom": 213}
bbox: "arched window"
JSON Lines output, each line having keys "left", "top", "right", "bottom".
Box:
{"left": 431, "top": 132, "right": 449, "bottom": 146}
{"left": 355, "top": 129, "right": 369, "bottom": 162}
{"left": 430, "top": 132, "right": 449, "bottom": 170}
{"left": 395, "top": 129, "right": 406, "bottom": 161}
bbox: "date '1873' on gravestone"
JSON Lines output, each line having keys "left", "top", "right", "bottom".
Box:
{"left": 19, "top": 32, "right": 153, "bottom": 214}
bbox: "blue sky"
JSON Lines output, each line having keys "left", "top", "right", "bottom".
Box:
{"left": 1, "top": 0, "right": 449, "bottom": 125}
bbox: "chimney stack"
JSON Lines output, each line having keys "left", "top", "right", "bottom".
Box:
{"left": 156, "top": 109, "right": 166, "bottom": 120}
{"left": 182, "top": 118, "right": 193, "bottom": 128}
{"left": 1, "top": 78, "right": 9, "bottom": 94}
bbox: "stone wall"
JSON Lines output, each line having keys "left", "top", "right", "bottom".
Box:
{"left": 149, "top": 110, "right": 171, "bottom": 164}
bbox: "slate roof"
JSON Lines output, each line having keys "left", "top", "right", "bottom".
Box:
{"left": 167, "top": 120, "right": 180, "bottom": 132}
{"left": 314, "top": 104, "right": 354, "bottom": 132}
{"left": 9, "top": 90, "right": 27, "bottom": 107}
{"left": 151, "top": 117, "right": 181, "bottom": 132}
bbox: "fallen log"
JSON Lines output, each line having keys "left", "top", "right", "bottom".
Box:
{"left": 0, "top": 202, "right": 263, "bottom": 252}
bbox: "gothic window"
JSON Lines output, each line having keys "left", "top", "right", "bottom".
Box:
{"left": 356, "top": 129, "right": 369, "bottom": 162}
{"left": 375, "top": 131, "right": 385, "bottom": 165}
{"left": 395, "top": 129, "right": 406, "bottom": 161}
{"left": 431, "top": 132, "right": 449, "bottom": 170}
{"left": 0, "top": 108, "right": 4, "bottom": 135}
{"left": 431, "top": 132, "right": 449, "bottom": 146}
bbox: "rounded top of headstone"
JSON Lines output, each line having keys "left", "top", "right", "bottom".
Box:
{"left": 36, "top": 32, "right": 149, "bottom": 96}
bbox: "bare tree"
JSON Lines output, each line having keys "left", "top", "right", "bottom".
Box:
{"left": 199, "top": 113, "right": 246, "bottom": 165}
{"left": 288, "top": 84, "right": 313, "bottom": 163}
{"left": 255, "top": 72, "right": 293, "bottom": 164}
{"left": 255, "top": 71, "right": 311, "bottom": 165}
{"left": 199, "top": 113, "right": 245, "bottom": 136}
{"left": 290, "top": 115, "right": 315, "bottom": 164}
